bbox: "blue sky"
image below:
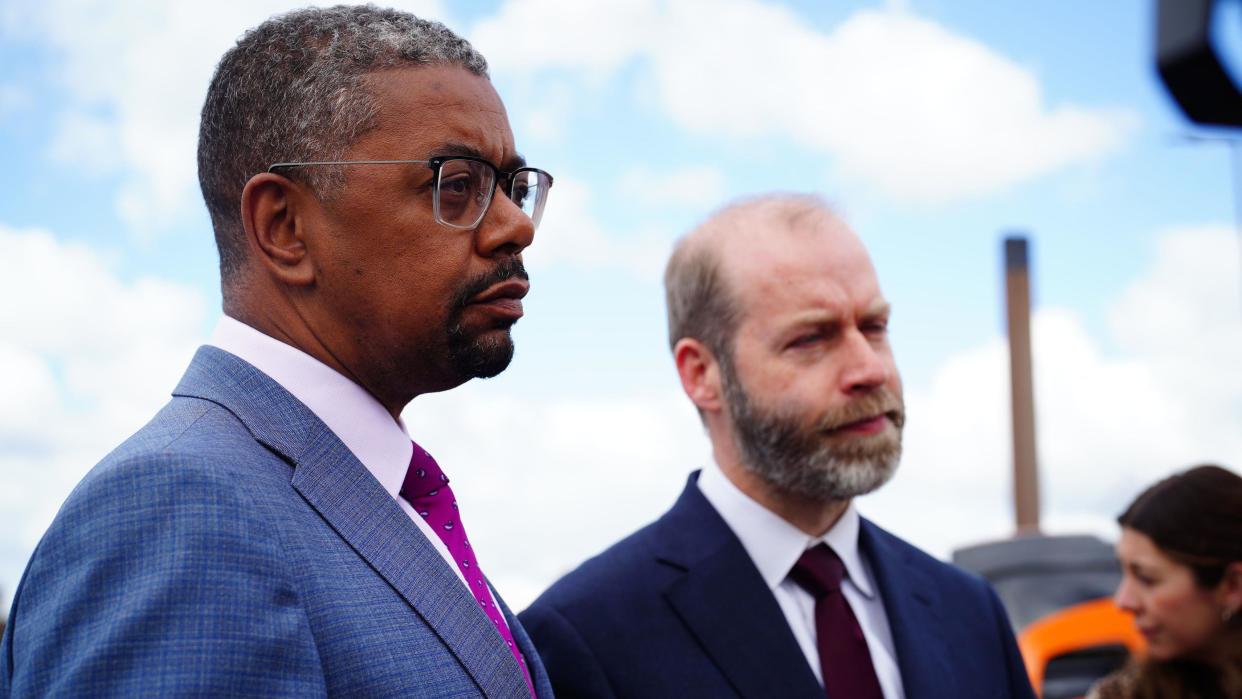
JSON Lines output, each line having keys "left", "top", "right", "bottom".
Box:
{"left": 1, "top": 0, "right": 1240, "bottom": 611}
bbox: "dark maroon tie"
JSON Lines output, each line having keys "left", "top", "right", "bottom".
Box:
{"left": 789, "top": 544, "right": 884, "bottom": 699}
{"left": 401, "top": 440, "right": 535, "bottom": 697}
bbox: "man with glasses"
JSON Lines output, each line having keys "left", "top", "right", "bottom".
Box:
{"left": 1, "top": 7, "right": 551, "bottom": 697}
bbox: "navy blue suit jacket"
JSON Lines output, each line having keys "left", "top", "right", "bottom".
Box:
{"left": 520, "top": 473, "right": 1034, "bottom": 699}
{"left": 1, "top": 346, "right": 550, "bottom": 697}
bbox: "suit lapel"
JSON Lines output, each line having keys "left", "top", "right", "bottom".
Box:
{"left": 657, "top": 475, "right": 823, "bottom": 699}
{"left": 291, "top": 437, "right": 529, "bottom": 698}
{"left": 495, "top": 587, "right": 554, "bottom": 699}
{"left": 174, "top": 346, "right": 528, "bottom": 699}
{"left": 861, "top": 519, "right": 957, "bottom": 699}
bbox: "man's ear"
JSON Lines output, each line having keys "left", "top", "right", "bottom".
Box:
{"left": 674, "top": 338, "right": 725, "bottom": 415}
{"left": 239, "top": 172, "right": 317, "bottom": 287}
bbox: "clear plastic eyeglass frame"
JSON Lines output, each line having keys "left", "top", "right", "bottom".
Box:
{"left": 268, "top": 155, "right": 553, "bottom": 230}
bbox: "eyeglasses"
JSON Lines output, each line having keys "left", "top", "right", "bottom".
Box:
{"left": 268, "top": 155, "right": 553, "bottom": 230}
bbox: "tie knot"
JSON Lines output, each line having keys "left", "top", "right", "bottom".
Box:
{"left": 789, "top": 543, "right": 846, "bottom": 599}
{"left": 401, "top": 440, "right": 450, "bottom": 499}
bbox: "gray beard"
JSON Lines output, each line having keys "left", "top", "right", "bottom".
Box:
{"left": 720, "top": 356, "right": 905, "bottom": 503}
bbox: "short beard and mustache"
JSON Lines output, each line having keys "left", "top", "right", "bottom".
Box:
{"left": 720, "top": 353, "right": 906, "bottom": 503}
{"left": 445, "top": 256, "right": 528, "bottom": 380}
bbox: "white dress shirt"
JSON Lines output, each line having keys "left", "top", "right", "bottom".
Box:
{"left": 697, "top": 461, "right": 907, "bottom": 699}
{"left": 208, "top": 316, "right": 503, "bottom": 613}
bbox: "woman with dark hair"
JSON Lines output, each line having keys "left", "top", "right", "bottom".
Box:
{"left": 1089, "top": 464, "right": 1242, "bottom": 699}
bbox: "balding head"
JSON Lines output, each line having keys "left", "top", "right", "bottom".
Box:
{"left": 666, "top": 193, "right": 902, "bottom": 521}
{"left": 664, "top": 193, "right": 862, "bottom": 362}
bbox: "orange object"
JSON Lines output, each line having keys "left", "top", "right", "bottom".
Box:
{"left": 1018, "top": 598, "right": 1146, "bottom": 697}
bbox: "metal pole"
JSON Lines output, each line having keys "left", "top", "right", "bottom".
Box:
{"left": 1004, "top": 236, "right": 1041, "bottom": 534}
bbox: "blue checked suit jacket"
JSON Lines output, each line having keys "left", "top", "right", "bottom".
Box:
{"left": 0, "top": 346, "right": 551, "bottom": 698}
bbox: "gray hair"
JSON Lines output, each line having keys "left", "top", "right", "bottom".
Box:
{"left": 197, "top": 4, "right": 489, "bottom": 284}
{"left": 664, "top": 193, "right": 837, "bottom": 360}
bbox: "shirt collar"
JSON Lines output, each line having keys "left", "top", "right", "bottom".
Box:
{"left": 697, "top": 460, "right": 875, "bottom": 599}
{"left": 208, "top": 315, "right": 413, "bottom": 498}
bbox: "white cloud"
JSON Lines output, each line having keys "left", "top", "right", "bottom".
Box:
{"left": 864, "top": 226, "right": 1242, "bottom": 558}
{"left": 404, "top": 383, "right": 710, "bottom": 609}
{"left": 475, "top": 0, "right": 1136, "bottom": 205}
{"left": 617, "top": 165, "right": 727, "bottom": 210}
{"left": 3, "top": 0, "right": 446, "bottom": 236}
{"left": 0, "top": 227, "right": 204, "bottom": 358}
{"left": 1110, "top": 226, "right": 1242, "bottom": 405}
{"left": 867, "top": 309, "right": 1180, "bottom": 558}
{"left": 790, "top": 10, "right": 1134, "bottom": 203}
{"left": 524, "top": 175, "right": 674, "bottom": 278}
{"left": 0, "top": 224, "right": 209, "bottom": 609}
{"left": 0, "top": 344, "right": 59, "bottom": 439}
{"left": 471, "top": 0, "right": 661, "bottom": 82}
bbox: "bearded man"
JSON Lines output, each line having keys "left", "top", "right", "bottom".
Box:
{"left": 519, "top": 194, "right": 1035, "bottom": 699}
{"left": 2, "top": 7, "right": 552, "bottom": 696}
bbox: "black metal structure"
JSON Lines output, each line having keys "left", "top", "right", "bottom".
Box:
{"left": 954, "top": 535, "right": 1128, "bottom": 699}
{"left": 953, "top": 535, "right": 1120, "bottom": 632}
{"left": 1156, "top": 0, "right": 1242, "bottom": 126}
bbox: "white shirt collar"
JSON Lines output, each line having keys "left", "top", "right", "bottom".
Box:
{"left": 207, "top": 315, "right": 414, "bottom": 498}
{"left": 697, "top": 459, "right": 875, "bottom": 599}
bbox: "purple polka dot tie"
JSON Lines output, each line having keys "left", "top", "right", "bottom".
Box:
{"left": 401, "top": 441, "right": 535, "bottom": 697}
